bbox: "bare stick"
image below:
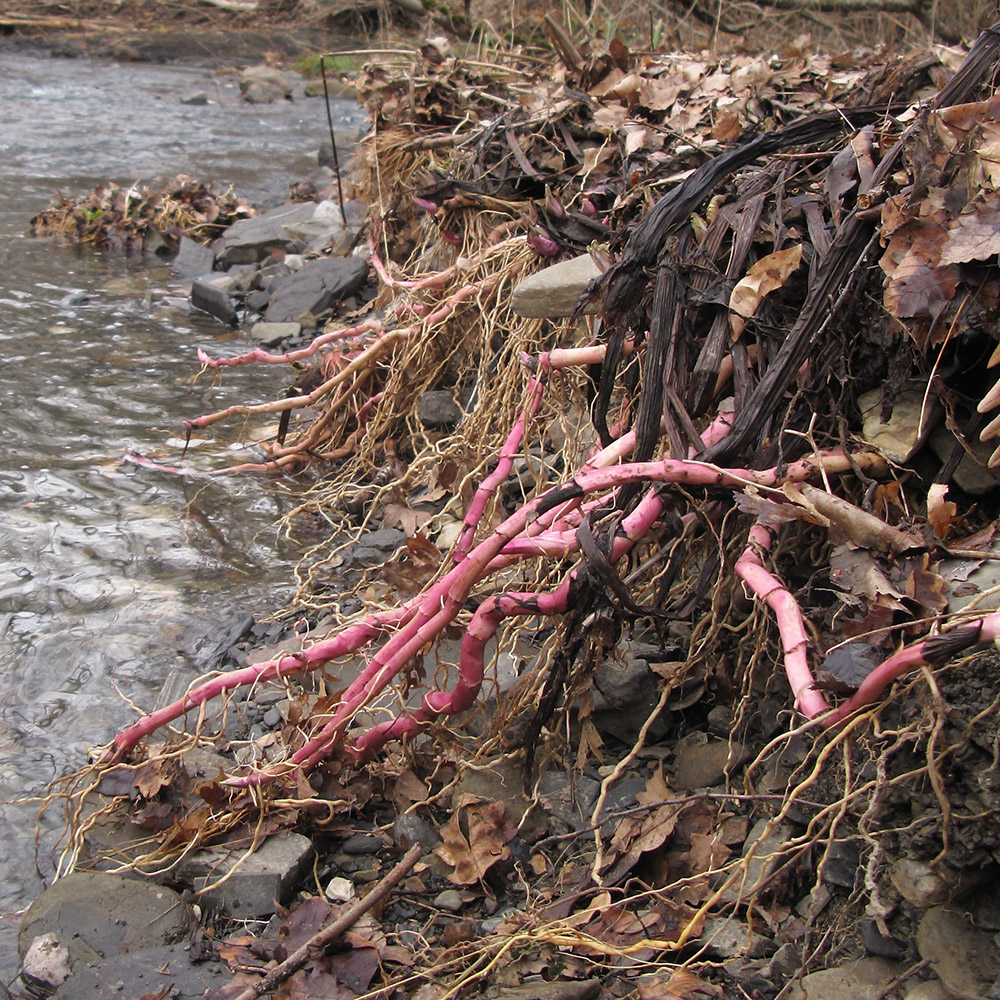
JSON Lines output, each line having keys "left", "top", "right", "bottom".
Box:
{"left": 231, "top": 843, "right": 422, "bottom": 1000}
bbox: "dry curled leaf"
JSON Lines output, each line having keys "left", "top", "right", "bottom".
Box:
{"left": 728, "top": 244, "right": 803, "bottom": 339}
{"left": 638, "top": 967, "right": 723, "bottom": 999}
{"left": 434, "top": 794, "right": 517, "bottom": 885}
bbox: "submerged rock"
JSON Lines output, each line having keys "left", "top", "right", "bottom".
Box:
{"left": 191, "top": 273, "right": 239, "bottom": 325}
{"left": 172, "top": 235, "right": 216, "bottom": 279}
{"left": 239, "top": 64, "right": 292, "bottom": 103}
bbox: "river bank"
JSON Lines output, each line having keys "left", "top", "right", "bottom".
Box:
{"left": 8, "top": 12, "right": 1000, "bottom": 1000}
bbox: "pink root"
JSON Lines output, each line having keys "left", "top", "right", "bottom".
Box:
{"left": 197, "top": 320, "right": 382, "bottom": 369}
{"left": 735, "top": 521, "right": 831, "bottom": 719}
{"left": 454, "top": 374, "right": 547, "bottom": 560}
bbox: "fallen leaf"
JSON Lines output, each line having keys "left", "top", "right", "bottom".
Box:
{"left": 728, "top": 244, "right": 803, "bottom": 339}
{"left": 638, "top": 966, "right": 723, "bottom": 999}
{"left": 927, "top": 482, "right": 958, "bottom": 539}
{"left": 434, "top": 795, "right": 517, "bottom": 885}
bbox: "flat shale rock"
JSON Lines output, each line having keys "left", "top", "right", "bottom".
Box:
{"left": 264, "top": 254, "right": 368, "bottom": 322}
{"left": 53, "top": 944, "right": 227, "bottom": 1000}
{"left": 916, "top": 905, "right": 1000, "bottom": 999}
{"left": 784, "top": 957, "right": 901, "bottom": 1000}
{"left": 18, "top": 872, "right": 192, "bottom": 962}
{"left": 178, "top": 829, "right": 314, "bottom": 918}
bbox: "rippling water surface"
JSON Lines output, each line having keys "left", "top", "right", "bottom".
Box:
{"left": 0, "top": 52, "right": 364, "bottom": 972}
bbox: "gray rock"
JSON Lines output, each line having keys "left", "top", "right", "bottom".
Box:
{"left": 239, "top": 65, "right": 292, "bottom": 103}
{"left": 891, "top": 858, "right": 954, "bottom": 908}
{"left": 511, "top": 254, "right": 602, "bottom": 318}
{"left": 917, "top": 906, "right": 1000, "bottom": 999}
{"left": 785, "top": 958, "right": 901, "bottom": 1000}
{"left": 417, "top": 390, "right": 464, "bottom": 429}
{"left": 341, "top": 833, "right": 383, "bottom": 854}
{"left": 672, "top": 733, "right": 748, "bottom": 789}
{"left": 392, "top": 812, "right": 441, "bottom": 851}
{"left": 821, "top": 839, "right": 861, "bottom": 890}
{"left": 904, "top": 980, "right": 952, "bottom": 1000}
{"left": 264, "top": 255, "right": 368, "bottom": 322}
{"left": 433, "top": 889, "right": 465, "bottom": 913}
{"left": 591, "top": 654, "right": 656, "bottom": 711}
{"left": 860, "top": 917, "right": 905, "bottom": 959}
{"left": 280, "top": 199, "right": 345, "bottom": 247}
{"left": 180, "top": 830, "right": 313, "bottom": 918}
{"left": 172, "top": 235, "right": 216, "bottom": 279}
{"left": 930, "top": 426, "right": 1000, "bottom": 494}
{"left": 250, "top": 321, "right": 301, "bottom": 347}
{"left": 764, "top": 942, "right": 801, "bottom": 982}
{"left": 21, "top": 933, "right": 71, "bottom": 992}
{"left": 191, "top": 273, "right": 238, "bottom": 325}
{"left": 18, "top": 872, "right": 192, "bottom": 962}
{"left": 721, "top": 817, "right": 792, "bottom": 903}
{"left": 180, "top": 90, "right": 208, "bottom": 105}
{"left": 498, "top": 981, "right": 601, "bottom": 1000}
{"left": 859, "top": 386, "right": 938, "bottom": 464}
{"left": 52, "top": 944, "right": 228, "bottom": 1000}
{"left": 537, "top": 769, "right": 600, "bottom": 830}
{"left": 700, "top": 915, "right": 758, "bottom": 959}
{"left": 216, "top": 201, "right": 319, "bottom": 266}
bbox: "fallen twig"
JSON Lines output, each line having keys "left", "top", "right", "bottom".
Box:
{"left": 231, "top": 842, "right": 422, "bottom": 1000}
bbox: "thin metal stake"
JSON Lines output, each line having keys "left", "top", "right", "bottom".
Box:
{"left": 320, "top": 55, "right": 348, "bottom": 231}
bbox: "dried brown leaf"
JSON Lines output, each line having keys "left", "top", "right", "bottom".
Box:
{"left": 434, "top": 795, "right": 517, "bottom": 885}
{"left": 638, "top": 968, "right": 724, "bottom": 1000}
{"left": 927, "top": 482, "right": 958, "bottom": 539}
{"left": 728, "top": 244, "right": 803, "bottom": 339}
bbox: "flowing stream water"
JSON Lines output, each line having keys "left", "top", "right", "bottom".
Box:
{"left": 0, "top": 51, "right": 365, "bottom": 973}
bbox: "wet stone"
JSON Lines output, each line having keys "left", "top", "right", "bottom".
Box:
{"left": 341, "top": 833, "right": 383, "bottom": 854}
{"left": 860, "top": 917, "right": 905, "bottom": 959}
{"left": 18, "top": 872, "right": 192, "bottom": 963}
{"left": 190, "top": 273, "right": 238, "bottom": 325}
{"left": 172, "top": 235, "right": 216, "bottom": 279}
{"left": 264, "top": 254, "right": 369, "bottom": 322}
